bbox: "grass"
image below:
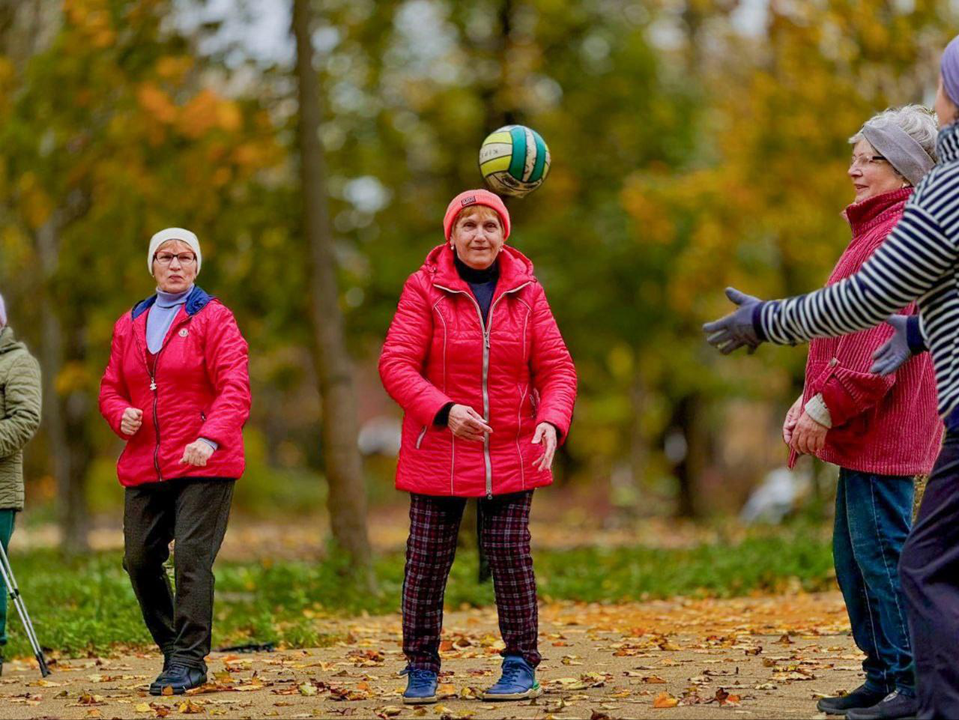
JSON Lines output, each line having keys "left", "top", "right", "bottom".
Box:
{"left": 1, "top": 529, "right": 835, "bottom": 660}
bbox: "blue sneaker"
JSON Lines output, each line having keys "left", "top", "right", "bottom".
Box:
{"left": 482, "top": 655, "right": 542, "bottom": 701}
{"left": 401, "top": 666, "right": 438, "bottom": 705}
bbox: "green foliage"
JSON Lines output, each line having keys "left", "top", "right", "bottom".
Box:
{"left": 2, "top": 0, "right": 959, "bottom": 519}
{"left": 3, "top": 529, "right": 832, "bottom": 659}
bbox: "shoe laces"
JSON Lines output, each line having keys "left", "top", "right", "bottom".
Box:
{"left": 500, "top": 660, "right": 528, "bottom": 685}
{"left": 165, "top": 663, "right": 192, "bottom": 678}
{"left": 882, "top": 690, "right": 900, "bottom": 703}
{"left": 401, "top": 667, "right": 435, "bottom": 684}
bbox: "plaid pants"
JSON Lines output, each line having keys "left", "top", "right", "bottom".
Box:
{"left": 402, "top": 491, "right": 540, "bottom": 672}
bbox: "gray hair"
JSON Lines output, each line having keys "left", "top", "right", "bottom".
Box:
{"left": 849, "top": 104, "right": 939, "bottom": 165}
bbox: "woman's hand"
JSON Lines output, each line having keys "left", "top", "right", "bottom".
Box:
{"left": 782, "top": 395, "right": 803, "bottom": 446}
{"left": 121, "top": 407, "right": 143, "bottom": 436}
{"left": 532, "top": 422, "right": 558, "bottom": 471}
{"left": 447, "top": 404, "right": 493, "bottom": 442}
{"left": 180, "top": 440, "right": 215, "bottom": 467}
{"left": 789, "top": 411, "right": 828, "bottom": 456}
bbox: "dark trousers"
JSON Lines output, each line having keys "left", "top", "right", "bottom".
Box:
{"left": 123, "top": 477, "right": 234, "bottom": 671}
{"left": 0, "top": 509, "right": 14, "bottom": 648}
{"left": 900, "top": 432, "right": 959, "bottom": 719}
{"left": 834, "top": 469, "right": 915, "bottom": 696}
{"left": 402, "top": 491, "right": 539, "bottom": 672}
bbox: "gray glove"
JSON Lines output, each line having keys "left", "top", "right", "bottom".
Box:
{"left": 703, "top": 287, "right": 765, "bottom": 355}
{"left": 870, "top": 315, "right": 922, "bottom": 376}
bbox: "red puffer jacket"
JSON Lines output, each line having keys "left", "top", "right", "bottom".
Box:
{"left": 379, "top": 243, "right": 577, "bottom": 497}
{"left": 99, "top": 287, "right": 251, "bottom": 487}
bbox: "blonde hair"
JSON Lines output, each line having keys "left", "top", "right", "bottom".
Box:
{"left": 453, "top": 205, "right": 502, "bottom": 230}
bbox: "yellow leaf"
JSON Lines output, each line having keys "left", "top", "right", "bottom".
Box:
{"left": 134, "top": 704, "right": 153, "bottom": 713}
{"left": 653, "top": 692, "right": 679, "bottom": 709}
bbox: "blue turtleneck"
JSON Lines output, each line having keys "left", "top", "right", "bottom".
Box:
{"left": 146, "top": 285, "right": 193, "bottom": 354}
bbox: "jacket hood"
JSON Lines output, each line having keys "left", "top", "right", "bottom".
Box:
{"left": 421, "top": 243, "right": 536, "bottom": 292}
{"left": 0, "top": 326, "right": 25, "bottom": 356}
{"left": 132, "top": 285, "right": 215, "bottom": 321}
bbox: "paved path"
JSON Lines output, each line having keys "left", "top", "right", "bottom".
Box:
{"left": 1, "top": 592, "right": 857, "bottom": 719}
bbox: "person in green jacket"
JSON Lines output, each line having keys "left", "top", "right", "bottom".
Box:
{"left": 0, "top": 293, "right": 42, "bottom": 674}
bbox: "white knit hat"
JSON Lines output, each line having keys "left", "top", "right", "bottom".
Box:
{"left": 148, "top": 227, "right": 202, "bottom": 275}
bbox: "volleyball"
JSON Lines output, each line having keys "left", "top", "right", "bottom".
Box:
{"left": 479, "top": 125, "right": 551, "bottom": 198}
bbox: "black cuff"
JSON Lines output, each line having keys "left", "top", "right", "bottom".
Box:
{"left": 906, "top": 315, "right": 927, "bottom": 354}
{"left": 751, "top": 302, "right": 768, "bottom": 342}
{"left": 434, "top": 402, "right": 454, "bottom": 427}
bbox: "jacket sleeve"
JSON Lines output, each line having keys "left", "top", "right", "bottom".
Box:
{"left": 198, "top": 305, "right": 251, "bottom": 447}
{"left": 378, "top": 274, "right": 453, "bottom": 427}
{"left": 0, "top": 354, "right": 42, "bottom": 459}
{"left": 98, "top": 318, "right": 133, "bottom": 439}
{"left": 529, "top": 283, "right": 577, "bottom": 443}
{"left": 815, "top": 320, "right": 898, "bottom": 427}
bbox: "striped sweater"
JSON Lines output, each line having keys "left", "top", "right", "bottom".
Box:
{"left": 757, "top": 122, "right": 959, "bottom": 425}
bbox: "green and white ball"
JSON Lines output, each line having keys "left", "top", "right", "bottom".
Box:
{"left": 479, "top": 125, "right": 551, "bottom": 198}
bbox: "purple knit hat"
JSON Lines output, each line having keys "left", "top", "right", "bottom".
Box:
{"left": 941, "top": 35, "right": 959, "bottom": 106}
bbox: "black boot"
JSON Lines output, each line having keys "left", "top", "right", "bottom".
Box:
{"left": 149, "top": 663, "right": 208, "bottom": 695}
{"left": 817, "top": 684, "right": 889, "bottom": 716}
{"left": 847, "top": 691, "right": 918, "bottom": 720}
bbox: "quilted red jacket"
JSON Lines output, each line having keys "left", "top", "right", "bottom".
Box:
{"left": 792, "top": 188, "right": 941, "bottom": 475}
{"left": 99, "top": 287, "right": 251, "bottom": 487}
{"left": 379, "top": 243, "right": 577, "bottom": 497}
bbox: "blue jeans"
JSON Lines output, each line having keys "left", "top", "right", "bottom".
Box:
{"left": 0, "top": 509, "right": 14, "bottom": 647}
{"left": 834, "top": 469, "right": 914, "bottom": 696}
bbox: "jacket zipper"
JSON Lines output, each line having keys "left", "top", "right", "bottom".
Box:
{"left": 136, "top": 315, "right": 188, "bottom": 483}
{"left": 149, "top": 352, "right": 164, "bottom": 481}
{"left": 435, "top": 281, "right": 531, "bottom": 498}
{"left": 415, "top": 425, "right": 427, "bottom": 449}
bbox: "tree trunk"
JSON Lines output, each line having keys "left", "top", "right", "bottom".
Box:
{"left": 36, "top": 218, "right": 90, "bottom": 554}
{"left": 671, "top": 393, "right": 709, "bottom": 519}
{"left": 291, "top": 0, "right": 373, "bottom": 585}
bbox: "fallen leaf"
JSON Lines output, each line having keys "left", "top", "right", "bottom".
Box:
{"left": 653, "top": 691, "right": 679, "bottom": 709}
{"left": 135, "top": 704, "right": 154, "bottom": 714}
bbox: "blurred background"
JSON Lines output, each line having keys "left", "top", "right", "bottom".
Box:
{"left": 0, "top": 2, "right": 955, "bottom": 639}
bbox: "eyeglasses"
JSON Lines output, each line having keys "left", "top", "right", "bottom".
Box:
{"left": 154, "top": 253, "right": 197, "bottom": 266}
{"left": 849, "top": 154, "right": 889, "bottom": 170}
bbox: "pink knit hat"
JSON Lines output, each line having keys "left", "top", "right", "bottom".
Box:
{"left": 443, "top": 189, "right": 511, "bottom": 241}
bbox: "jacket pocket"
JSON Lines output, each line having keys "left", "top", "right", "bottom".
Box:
{"left": 415, "top": 425, "right": 428, "bottom": 449}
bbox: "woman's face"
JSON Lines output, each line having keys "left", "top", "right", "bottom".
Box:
{"left": 152, "top": 239, "right": 197, "bottom": 293}
{"left": 450, "top": 207, "right": 505, "bottom": 270}
{"left": 936, "top": 74, "right": 958, "bottom": 128}
{"left": 848, "top": 138, "right": 905, "bottom": 202}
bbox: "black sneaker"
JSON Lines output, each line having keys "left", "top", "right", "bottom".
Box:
{"left": 847, "top": 691, "right": 918, "bottom": 720}
{"left": 149, "top": 663, "right": 208, "bottom": 695}
{"left": 817, "top": 684, "right": 889, "bottom": 716}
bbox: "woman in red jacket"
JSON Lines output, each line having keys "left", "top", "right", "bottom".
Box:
{"left": 781, "top": 107, "right": 942, "bottom": 720}
{"left": 379, "top": 190, "right": 577, "bottom": 705}
{"left": 99, "top": 228, "right": 251, "bottom": 696}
